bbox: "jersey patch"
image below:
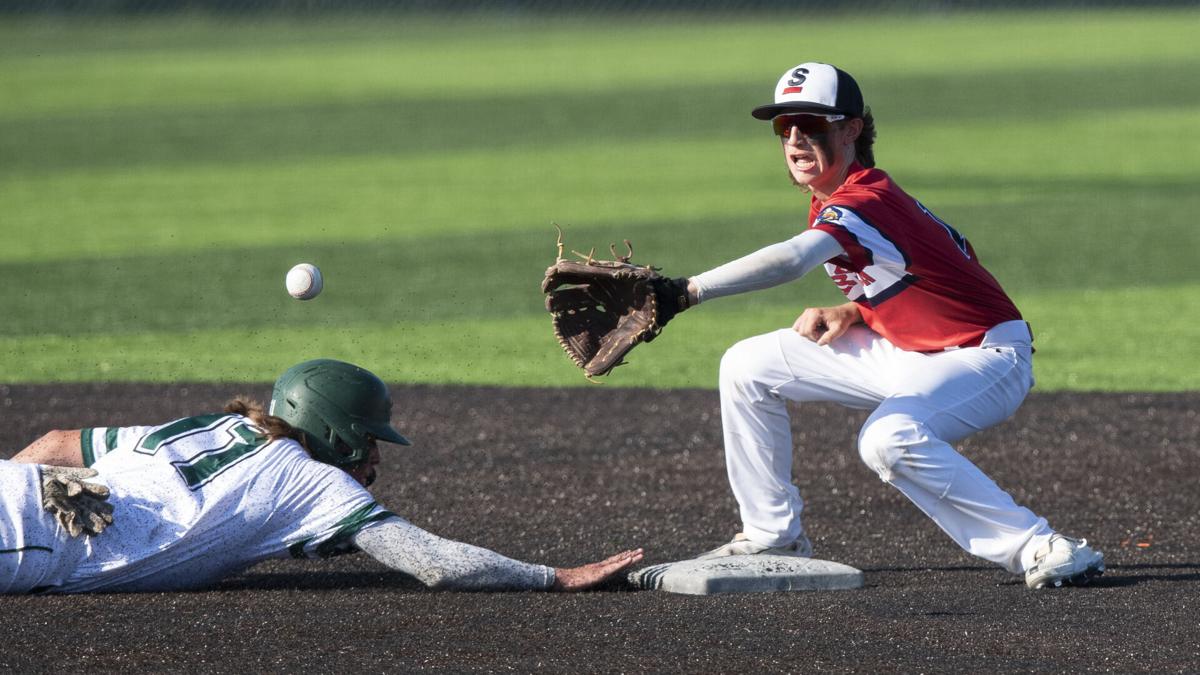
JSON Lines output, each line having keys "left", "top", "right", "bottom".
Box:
{"left": 816, "top": 206, "right": 842, "bottom": 225}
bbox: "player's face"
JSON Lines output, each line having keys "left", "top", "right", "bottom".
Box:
{"left": 346, "top": 440, "right": 381, "bottom": 488}
{"left": 775, "top": 114, "right": 857, "bottom": 198}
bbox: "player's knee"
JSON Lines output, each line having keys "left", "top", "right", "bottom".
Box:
{"left": 857, "top": 415, "right": 929, "bottom": 482}
{"left": 719, "top": 335, "right": 779, "bottom": 394}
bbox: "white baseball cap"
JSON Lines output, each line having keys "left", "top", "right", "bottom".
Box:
{"left": 751, "top": 62, "right": 865, "bottom": 120}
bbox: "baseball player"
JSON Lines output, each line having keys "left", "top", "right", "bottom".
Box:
{"left": 674, "top": 63, "right": 1103, "bottom": 589}
{"left": 1, "top": 359, "right": 641, "bottom": 594}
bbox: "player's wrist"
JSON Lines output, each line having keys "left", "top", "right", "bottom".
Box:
{"left": 652, "top": 277, "right": 692, "bottom": 325}
{"left": 840, "top": 302, "right": 863, "bottom": 323}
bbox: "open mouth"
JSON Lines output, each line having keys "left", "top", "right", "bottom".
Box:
{"left": 789, "top": 154, "right": 816, "bottom": 171}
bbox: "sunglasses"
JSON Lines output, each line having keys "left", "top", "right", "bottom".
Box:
{"left": 772, "top": 114, "right": 845, "bottom": 140}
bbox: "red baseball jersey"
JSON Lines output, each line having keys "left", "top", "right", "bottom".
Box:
{"left": 809, "top": 164, "right": 1022, "bottom": 352}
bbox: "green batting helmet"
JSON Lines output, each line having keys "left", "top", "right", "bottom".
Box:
{"left": 269, "top": 359, "right": 411, "bottom": 468}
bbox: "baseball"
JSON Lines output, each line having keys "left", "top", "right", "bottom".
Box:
{"left": 285, "top": 263, "right": 323, "bottom": 300}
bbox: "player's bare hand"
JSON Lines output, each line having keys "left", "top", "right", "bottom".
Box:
{"left": 793, "top": 303, "right": 862, "bottom": 346}
{"left": 552, "top": 548, "right": 644, "bottom": 592}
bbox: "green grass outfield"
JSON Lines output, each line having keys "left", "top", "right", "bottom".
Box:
{"left": 1, "top": 10, "right": 1198, "bottom": 389}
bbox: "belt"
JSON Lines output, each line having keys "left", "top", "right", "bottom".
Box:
{"left": 939, "top": 320, "right": 1033, "bottom": 352}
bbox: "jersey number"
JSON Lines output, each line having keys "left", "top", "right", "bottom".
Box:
{"left": 138, "top": 415, "right": 268, "bottom": 490}
{"left": 916, "top": 200, "right": 971, "bottom": 259}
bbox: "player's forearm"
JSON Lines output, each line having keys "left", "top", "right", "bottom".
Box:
{"left": 10, "top": 430, "right": 85, "bottom": 466}
{"left": 690, "top": 229, "right": 844, "bottom": 303}
{"left": 353, "top": 517, "right": 555, "bottom": 591}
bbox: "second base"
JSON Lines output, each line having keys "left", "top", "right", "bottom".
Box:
{"left": 629, "top": 556, "right": 863, "bottom": 595}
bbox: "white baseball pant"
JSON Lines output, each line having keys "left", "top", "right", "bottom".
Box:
{"left": 719, "top": 319, "right": 1054, "bottom": 573}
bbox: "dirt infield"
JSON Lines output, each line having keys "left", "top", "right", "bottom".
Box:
{"left": 2, "top": 384, "right": 1198, "bottom": 672}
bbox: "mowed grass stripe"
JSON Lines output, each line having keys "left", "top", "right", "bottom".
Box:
{"left": 1018, "top": 285, "right": 1200, "bottom": 392}
{"left": 0, "top": 137, "right": 789, "bottom": 263}
{"left": 3, "top": 170, "right": 1197, "bottom": 343}
{"left": 4, "top": 59, "right": 1198, "bottom": 177}
{"left": 1, "top": 11, "right": 1196, "bottom": 117}
{"left": 3, "top": 175, "right": 1196, "bottom": 339}
{"left": 4, "top": 105, "right": 1199, "bottom": 264}
{"left": 0, "top": 222, "right": 843, "bottom": 338}
{"left": 0, "top": 283, "right": 1194, "bottom": 390}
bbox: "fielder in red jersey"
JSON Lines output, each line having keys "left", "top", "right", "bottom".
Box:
{"left": 669, "top": 62, "right": 1103, "bottom": 590}
{"left": 809, "top": 164, "right": 1023, "bottom": 352}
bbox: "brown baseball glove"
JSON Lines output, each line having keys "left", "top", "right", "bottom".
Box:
{"left": 542, "top": 229, "right": 691, "bottom": 379}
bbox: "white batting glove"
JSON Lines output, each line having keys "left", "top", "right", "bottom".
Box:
{"left": 40, "top": 466, "right": 115, "bottom": 537}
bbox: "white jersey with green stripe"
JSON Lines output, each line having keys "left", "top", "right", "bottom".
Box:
{"left": 57, "top": 412, "right": 391, "bottom": 593}
{"left": 0, "top": 462, "right": 91, "bottom": 593}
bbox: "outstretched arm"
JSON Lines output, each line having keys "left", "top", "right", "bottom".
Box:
{"left": 353, "top": 516, "right": 642, "bottom": 592}
{"left": 688, "top": 229, "right": 844, "bottom": 304}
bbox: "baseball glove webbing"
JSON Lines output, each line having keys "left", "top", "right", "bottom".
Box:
{"left": 542, "top": 227, "right": 689, "bottom": 380}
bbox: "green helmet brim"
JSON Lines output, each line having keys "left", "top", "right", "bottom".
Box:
{"left": 355, "top": 420, "right": 412, "bottom": 447}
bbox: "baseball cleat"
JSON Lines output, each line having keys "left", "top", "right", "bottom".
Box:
{"left": 1024, "top": 534, "right": 1105, "bottom": 589}
{"left": 695, "top": 532, "right": 813, "bottom": 559}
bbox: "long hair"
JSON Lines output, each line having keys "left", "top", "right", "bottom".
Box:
{"left": 854, "top": 108, "right": 877, "bottom": 168}
{"left": 223, "top": 397, "right": 304, "bottom": 443}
